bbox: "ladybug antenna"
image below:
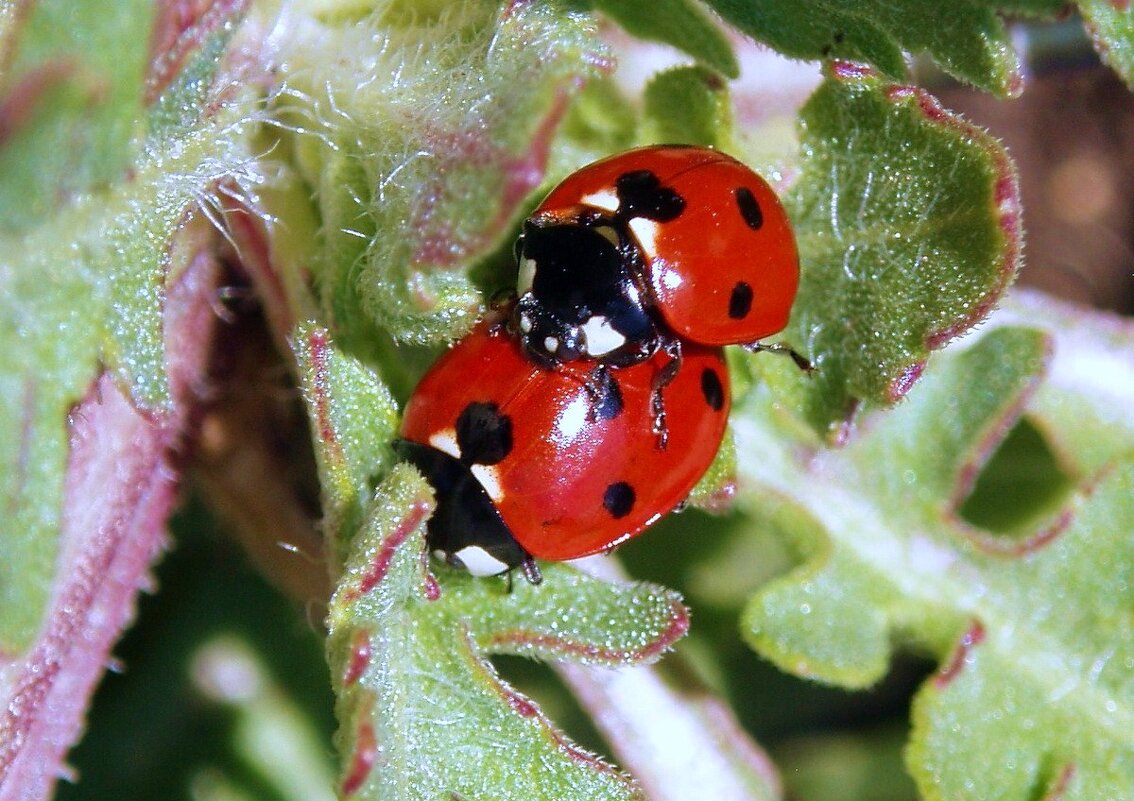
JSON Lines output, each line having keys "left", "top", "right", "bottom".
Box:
{"left": 746, "top": 341, "right": 814, "bottom": 374}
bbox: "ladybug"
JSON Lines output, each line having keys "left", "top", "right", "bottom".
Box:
{"left": 395, "top": 317, "right": 731, "bottom": 583}
{"left": 512, "top": 145, "right": 800, "bottom": 368}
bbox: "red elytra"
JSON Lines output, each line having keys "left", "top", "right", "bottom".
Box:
{"left": 530, "top": 144, "right": 799, "bottom": 347}
{"left": 399, "top": 320, "right": 730, "bottom": 565}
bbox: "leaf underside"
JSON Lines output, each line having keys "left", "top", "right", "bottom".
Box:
{"left": 758, "top": 63, "right": 1022, "bottom": 437}
{"left": 737, "top": 316, "right": 1134, "bottom": 801}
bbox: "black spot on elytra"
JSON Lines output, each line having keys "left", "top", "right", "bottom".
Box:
{"left": 729, "top": 281, "right": 754, "bottom": 320}
{"left": 455, "top": 402, "right": 513, "bottom": 465}
{"left": 615, "top": 170, "right": 686, "bottom": 223}
{"left": 701, "top": 368, "right": 725, "bottom": 412}
{"left": 734, "top": 186, "right": 764, "bottom": 230}
{"left": 603, "top": 481, "right": 635, "bottom": 519}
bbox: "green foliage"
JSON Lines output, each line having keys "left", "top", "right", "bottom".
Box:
{"left": 0, "top": 1, "right": 252, "bottom": 652}
{"left": 276, "top": 0, "right": 607, "bottom": 349}
{"left": 585, "top": 0, "right": 739, "bottom": 78}
{"left": 0, "top": 0, "right": 155, "bottom": 231}
{"left": 703, "top": 0, "right": 1064, "bottom": 96}
{"left": 737, "top": 323, "right": 1134, "bottom": 800}
{"left": 641, "top": 65, "right": 735, "bottom": 149}
{"left": 56, "top": 499, "right": 336, "bottom": 801}
{"left": 1080, "top": 0, "right": 1134, "bottom": 88}
{"left": 326, "top": 465, "right": 688, "bottom": 800}
{"left": 776, "top": 64, "right": 1020, "bottom": 436}
{"left": 293, "top": 324, "right": 400, "bottom": 567}
{"left": 6, "top": 1, "right": 1134, "bottom": 800}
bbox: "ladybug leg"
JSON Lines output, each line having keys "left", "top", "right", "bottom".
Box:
{"left": 745, "top": 341, "right": 814, "bottom": 373}
{"left": 650, "top": 338, "right": 683, "bottom": 450}
{"left": 520, "top": 556, "right": 543, "bottom": 586}
{"left": 580, "top": 365, "right": 623, "bottom": 423}
{"left": 504, "top": 557, "right": 543, "bottom": 592}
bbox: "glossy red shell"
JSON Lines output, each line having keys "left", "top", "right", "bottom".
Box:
{"left": 400, "top": 321, "right": 730, "bottom": 561}
{"left": 534, "top": 145, "right": 799, "bottom": 346}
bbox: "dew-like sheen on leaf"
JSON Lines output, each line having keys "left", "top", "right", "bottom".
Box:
{"left": 738, "top": 320, "right": 1134, "bottom": 800}
{"left": 780, "top": 63, "right": 1021, "bottom": 436}
{"left": 704, "top": 0, "right": 1066, "bottom": 96}
{"left": 326, "top": 465, "right": 690, "bottom": 801}
{"left": 276, "top": 1, "right": 608, "bottom": 347}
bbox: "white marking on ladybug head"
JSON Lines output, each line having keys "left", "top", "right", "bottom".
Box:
{"left": 517, "top": 257, "right": 537, "bottom": 294}
{"left": 518, "top": 312, "right": 533, "bottom": 333}
{"left": 581, "top": 189, "right": 619, "bottom": 212}
{"left": 580, "top": 315, "right": 626, "bottom": 357}
{"left": 428, "top": 429, "right": 461, "bottom": 459}
{"left": 452, "top": 546, "right": 510, "bottom": 577}
{"left": 544, "top": 336, "right": 559, "bottom": 354}
{"left": 627, "top": 217, "right": 660, "bottom": 259}
{"left": 470, "top": 463, "right": 504, "bottom": 502}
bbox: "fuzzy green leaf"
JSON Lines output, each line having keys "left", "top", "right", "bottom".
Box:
{"left": 292, "top": 324, "right": 400, "bottom": 568}
{"left": 777, "top": 65, "right": 1020, "bottom": 436}
{"left": 0, "top": 3, "right": 252, "bottom": 652}
{"left": 326, "top": 464, "right": 690, "bottom": 801}
{"left": 1079, "top": 0, "right": 1134, "bottom": 89}
{"left": 736, "top": 313, "right": 1134, "bottom": 800}
{"left": 276, "top": 1, "right": 608, "bottom": 348}
{"left": 0, "top": 0, "right": 155, "bottom": 231}
{"left": 641, "top": 65, "right": 734, "bottom": 149}
{"left": 586, "top": 0, "right": 739, "bottom": 78}
{"left": 704, "top": 0, "right": 1065, "bottom": 96}
{"left": 994, "top": 290, "right": 1134, "bottom": 477}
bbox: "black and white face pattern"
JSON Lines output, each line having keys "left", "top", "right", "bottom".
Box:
{"left": 513, "top": 169, "right": 691, "bottom": 366}
{"left": 514, "top": 222, "right": 655, "bottom": 365}
{"left": 396, "top": 402, "right": 528, "bottom": 578}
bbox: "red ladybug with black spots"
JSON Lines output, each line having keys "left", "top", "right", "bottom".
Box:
{"left": 512, "top": 145, "right": 801, "bottom": 371}
{"left": 396, "top": 317, "right": 731, "bottom": 584}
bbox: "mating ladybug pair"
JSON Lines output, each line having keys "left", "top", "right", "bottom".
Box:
{"left": 396, "top": 145, "right": 802, "bottom": 584}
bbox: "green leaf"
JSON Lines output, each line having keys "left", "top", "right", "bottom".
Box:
{"left": 742, "top": 327, "right": 1050, "bottom": 685}
{"left": 586, "top": 0, "right": 739, "bottom": 78}
{"left": 1079, "top": 0, "right": 1134, "bottom": 89}
{"left": 736, "top": 317, "right": 1134, "bottom": 800}
{"left": 704, "top": 0, "right": 1065, "bottom": 96}
{"left": 292, "top": 324, "right": 400, "bottom": 568}
{"left": 326, "top": 464, "right": 690, "bottom": 800}
{"left": 0, "top": 0, "right": 155, "bottom": 231}
{"left": 0, "top": 6, "right": 253, "bottom": 652}
{"left": 687, "top": 427, "right": 738, "bottom": 510}
{"left": 276, "top": 1, "right": 608, "bottom": 348}
{"left": 640, "top": 65, "right": 734, "bottom": 149}
{"left": 556, "top": 76, "right": 639, "bottom": 159}
{"left": 777, "top": 65, "right": 1020, "bottom": 436}
{"left": 994, "top": 290, "right": 1134, "bottom": 477}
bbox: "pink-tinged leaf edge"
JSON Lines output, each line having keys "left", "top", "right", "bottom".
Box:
{"left": 0, "top": 245, "right": 225, "bottom": 801}
{"left": 945, "top": 334, "right": 1053, "bottom": 511}
{"left": 145, "top": 0, "right": 250, "bottom": 105}
{"left": 826, "top": 61, "right": 1025, "bottom": 404}
{"left": 875, "top": 80, "right": 1022, "bottom": 348}
{"left": 484, "top": 603, "right": 689, "bottom": 664}
{"left": 458, "top": 624, "right": 638, "bottom": 792}
{"left": 409, "top": 87, "right": 577, "bottom": 270}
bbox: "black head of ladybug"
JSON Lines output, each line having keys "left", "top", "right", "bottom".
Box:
{"left": 512, "top": 219, "right": 658, "bottom": 368}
